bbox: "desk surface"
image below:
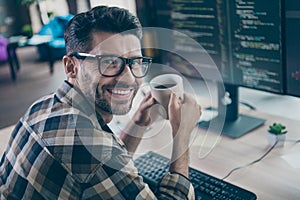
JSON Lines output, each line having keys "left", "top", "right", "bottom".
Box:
{"left": 132, "top": 107, "right": 300, "bottom": 199}
{"left": 1, "top": 108, "right": 299, "bottom": 199}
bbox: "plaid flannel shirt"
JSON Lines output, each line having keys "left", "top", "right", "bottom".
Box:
{"left": 0, "top": 81, "right": 194, "bottom": 199}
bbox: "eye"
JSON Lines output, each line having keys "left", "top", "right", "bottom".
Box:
{"left": 101, "top": 57, "right": 122, "bottom": 67}
{"left": 102, "top": 59, "right": 116, "bottom": 65}
{"left": 131, "top": 58, "right": 142, "bottom": 67}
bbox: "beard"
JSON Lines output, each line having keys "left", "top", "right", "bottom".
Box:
{"left": 77, "top": 64, "right": 139, "bottom": 115}
{"left": 95, "top": 82, "right": 138, "bottom": 115}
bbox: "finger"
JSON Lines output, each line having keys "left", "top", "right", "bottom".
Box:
{"left": 140, "top": 92, "right": 152, "bottom": 105}
{"left": 140, "top": 96, "right": 156, "bottom": 110}
{"left": 143, "top": 91, "right": 159, "bottom": 104}
{"left": 169, "top": 92, "right": 181, "bottom": 109}
{"left": 198, "top": 104, "right": 202, "bottom": 115}
{"left": 182, "top": 93, "right": 191, "bottom": 103}
{"left": 142, "top": 91, "right": 152, "bottom": 101}
{"left": 182, "top": 92, "right": 197, "bottom": 104}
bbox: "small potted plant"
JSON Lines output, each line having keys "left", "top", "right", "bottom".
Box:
{"left": 267, "top": 123, "right": 287, "bottom": 147}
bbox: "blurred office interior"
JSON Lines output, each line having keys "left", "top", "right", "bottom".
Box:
{"left": 0, "top": 0, "right": 299, "bottom": 130}
{"left": 0, "top": 0, "right": 136, "bottom": 128}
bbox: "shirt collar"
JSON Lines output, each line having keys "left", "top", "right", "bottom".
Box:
{"left": 56, "top": 80, "right": 109, "bottom": 131}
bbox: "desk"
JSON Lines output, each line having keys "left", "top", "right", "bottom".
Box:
{"left": 132, "top": 108, "right": 300, "bottom": 199}
{"left": 6, "top": 35, "right": 54, "bottom": 80}
{"left": 1, "top": 109, "right": 299, "bottom": 199}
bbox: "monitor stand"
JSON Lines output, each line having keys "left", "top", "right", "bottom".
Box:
{"left": 198, "top": 83, "right": 265, "bottom": 138}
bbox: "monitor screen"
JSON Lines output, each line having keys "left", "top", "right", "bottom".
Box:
{"left": 286, "top": 0, "right": 300, "bottom": 97}
{"left": 136, "top": 0, "right": 291, "bottom": 138}
{"left": 137, "top": 0, "right": 284, "bottom": 93}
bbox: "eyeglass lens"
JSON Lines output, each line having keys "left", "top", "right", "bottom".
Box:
{"left": 99, "top": 56, "right": 149, "bottom": 77}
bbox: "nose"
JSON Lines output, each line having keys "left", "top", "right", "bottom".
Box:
{"left": 116, "top": 63, "right": 136, "bottom": 83}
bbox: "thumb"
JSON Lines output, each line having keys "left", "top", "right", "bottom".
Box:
{"left": 168, "top": 93, "right": 181, "bottom": 110}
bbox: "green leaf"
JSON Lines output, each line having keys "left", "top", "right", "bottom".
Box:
{"left": 268, "top": 123, "right": 287, "bottom": 135}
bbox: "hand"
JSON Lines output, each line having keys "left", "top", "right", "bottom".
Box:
{"left": 120, "top": 92, "right": 157, "bottom": 154}
{"left": 168, "top": 92, "right": 202, "bottom": 139}
{"left": 132, "top": 92, "right": 157, "bottom": 127}
{"left": 168, "top": 93, "right": 201, "bottom": 177}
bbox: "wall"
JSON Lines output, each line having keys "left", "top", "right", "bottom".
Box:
{"left": 90, "top": 0, "right": 136, "bottom": 15}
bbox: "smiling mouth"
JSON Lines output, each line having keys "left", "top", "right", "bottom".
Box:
{"left": 106, "top": 88, "right": 134, "bottom": 99}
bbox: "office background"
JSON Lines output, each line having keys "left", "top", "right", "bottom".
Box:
{"left": 0, "top": 0, "right": 299, "bottom": 129}
{"left": 0, "top": 1, "right": 299, "bottom": 199}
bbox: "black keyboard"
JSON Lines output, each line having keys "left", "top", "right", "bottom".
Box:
{"left": 134, "top": 151, "right": 257, "bottom": 200}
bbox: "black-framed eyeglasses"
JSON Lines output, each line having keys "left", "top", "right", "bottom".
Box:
{"left": 69, "top": 52, "right": 152, "bottom": 78}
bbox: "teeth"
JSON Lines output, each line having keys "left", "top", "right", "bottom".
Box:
{"left": 111, "top": 89, "right": 131, "bottom": 95}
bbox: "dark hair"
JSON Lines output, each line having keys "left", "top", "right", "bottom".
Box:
{"left": 64, "top": 6, "right": 142, "bottom": 54}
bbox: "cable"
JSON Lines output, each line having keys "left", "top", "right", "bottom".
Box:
{"left": 239, "top": 101, "right": 256, "bottom": 110}
{"left": 222, "top": 137, "right": 300, "bottom": 180}
{"left": 222, "top": 140, "right": 278, "bottom": 180}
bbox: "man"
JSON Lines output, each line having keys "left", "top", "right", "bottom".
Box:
{"left": 0, "top": 6, "right": 201, "bottom": 199}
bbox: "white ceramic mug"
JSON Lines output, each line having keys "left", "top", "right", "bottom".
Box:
{"left": 150, "top": 74, "right": 184, "bottom": 119}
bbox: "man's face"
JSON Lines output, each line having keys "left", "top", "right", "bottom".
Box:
{"left": 77, "top": 32, "right": 143, "bottom": 116}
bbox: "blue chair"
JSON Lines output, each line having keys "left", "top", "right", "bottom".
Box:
{"left": 37, "top": 14, "right": 73, "bottom": 61}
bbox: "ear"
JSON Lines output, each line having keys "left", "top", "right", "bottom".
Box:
{"left": 63, "top": 55, "right": 78, "bottom": 78}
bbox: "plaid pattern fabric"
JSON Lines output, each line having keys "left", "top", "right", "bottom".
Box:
{"left": 0, "top": 81, "right": 194, "bottom": 199}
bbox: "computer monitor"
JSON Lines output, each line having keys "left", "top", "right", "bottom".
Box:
{"left": 136, "top": 0, "right": 290, "bottom": 138}
{"left": 286, "top": 1, "right": 300, "bottom": 97}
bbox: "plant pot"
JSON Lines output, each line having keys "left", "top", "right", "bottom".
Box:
{"left": 266, "top": 132, "right": 286, "bottom": 147}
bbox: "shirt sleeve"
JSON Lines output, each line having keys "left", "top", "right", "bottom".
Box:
{"left": 158, "top": 172, "right": 195, "bottom": 200}
{"left": 81, "top": 145, "right": 194, "bottom": 200}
